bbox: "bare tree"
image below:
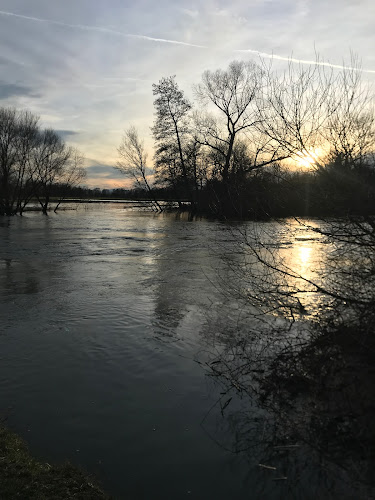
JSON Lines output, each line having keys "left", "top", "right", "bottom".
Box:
{"left": 257, "top": 55, "right": 375, "bottom": 173}
{"left": 53, "top": 148, "right": 86, "bottom": 212}
{"left": 152, "top": 76, "right": 192, "bottom": 200}
{"left": 32, "top": 129, "right": 73, "bottom": 214}
{"left": 194, "top": 61, "right": 291, "bottom": 215}
{"left": 325, "top": 65, "right": 375, "bottom": 170}
{"left": 195, "top": 61, "right": 265, "bottom": 183}
{"left": 117, "top": 126, "right": 162, "bottom": 211}
{"left": 0, "top": 107, "right": 39, "bottom": 215}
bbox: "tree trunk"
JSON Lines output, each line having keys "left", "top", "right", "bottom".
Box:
{"left": 42, "top": 194, "right": 49, "bottom": 215}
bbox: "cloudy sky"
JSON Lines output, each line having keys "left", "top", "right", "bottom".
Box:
{"left": 0, "top": 0, "right": 374, "bottom": 188}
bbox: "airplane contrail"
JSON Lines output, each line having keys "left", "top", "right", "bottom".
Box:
{"left": 0, "top": 9, "right": 374, "bottom": 74}
{"left": 235, "top": 49, "right": 375, "bottom": 74}
{"left": 0, "top": 9, "right": 206, "bottom": 48}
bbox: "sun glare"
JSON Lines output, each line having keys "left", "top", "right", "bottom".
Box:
{"left": 294, "top": 148, "right": 322, "bottom": 169}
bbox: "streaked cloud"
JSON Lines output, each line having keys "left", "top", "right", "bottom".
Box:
{"left": 0, "top": 10, "right": 206, "bottom": 49}
{"left": 234, "top": 49, "right": 375, "bottom": 74}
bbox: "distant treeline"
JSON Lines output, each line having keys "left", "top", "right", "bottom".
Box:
{"left": 49, "top": 184, "right": 177, "bottom": 201}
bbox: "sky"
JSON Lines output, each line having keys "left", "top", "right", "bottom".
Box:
{"left": 0, "top": 0, "right": 374, "bottom": 188}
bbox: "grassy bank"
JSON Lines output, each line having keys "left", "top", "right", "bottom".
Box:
{"left": 0, "top": 424, "right": 110, "bottom": 499}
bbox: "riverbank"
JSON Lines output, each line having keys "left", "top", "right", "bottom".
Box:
{"left": 0, "top": 424, "right": 109, "bottom": 499}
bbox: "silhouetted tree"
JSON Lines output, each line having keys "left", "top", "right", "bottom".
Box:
{"left": 194, "top": 61, "right": 288, "bottom": 215}
{"left": 117, "top": 126, "right": 162, "bottom": 211}
{"left": 0, "top": 107, "right": 86, "bottom": 215}
{"left": 258, "top": 55, "right": 375, "bottom": 172}
{"left": 152, "top": 76, "right": 193, "bottom": 202}
{"left": 195, "top": 61, "right": 264, "bottom": 184}
{"left": 0, "top": 107, "right": 39, "bottom": 215}
{"left": 53, "top": 148, "right": 86, "bottom": 212}
{"left": 32, "top": 129, "right": 73, "bottom": 214}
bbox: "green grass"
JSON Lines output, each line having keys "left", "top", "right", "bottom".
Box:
{"left": 0, "top": 424, "right": 110, "bottom": 499}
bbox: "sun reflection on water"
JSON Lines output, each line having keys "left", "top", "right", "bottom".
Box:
{"left": 298, "top": 245, "right": 313, "bottom": 269}
{"left": 277, "top": 227, "right": 326, "bottom": 317}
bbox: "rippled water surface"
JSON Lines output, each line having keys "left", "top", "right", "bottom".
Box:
{"left": 0, "top": 204, "right": 325, "bottom": 499}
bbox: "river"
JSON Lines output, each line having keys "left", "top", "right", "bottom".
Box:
{"left": 0, "top": 203, "right": 354, "bottom": 499}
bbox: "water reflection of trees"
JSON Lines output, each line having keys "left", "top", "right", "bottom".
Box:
{"left": 203, "top": 218, "right": 375, "bottom": 499}
{"left": 151, "top": 215, "right": 209, "bottom": 342}
{"left": 0, "top": 258, "right": 40, "bottom": 296}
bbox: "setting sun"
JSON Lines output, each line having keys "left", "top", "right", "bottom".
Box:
{"left": 294, "top": 148, "right": 322, "bottom": 169}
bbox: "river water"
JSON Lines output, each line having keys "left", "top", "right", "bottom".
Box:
{"left": 0, "top": 204, "right": 340, "bottom": 499}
